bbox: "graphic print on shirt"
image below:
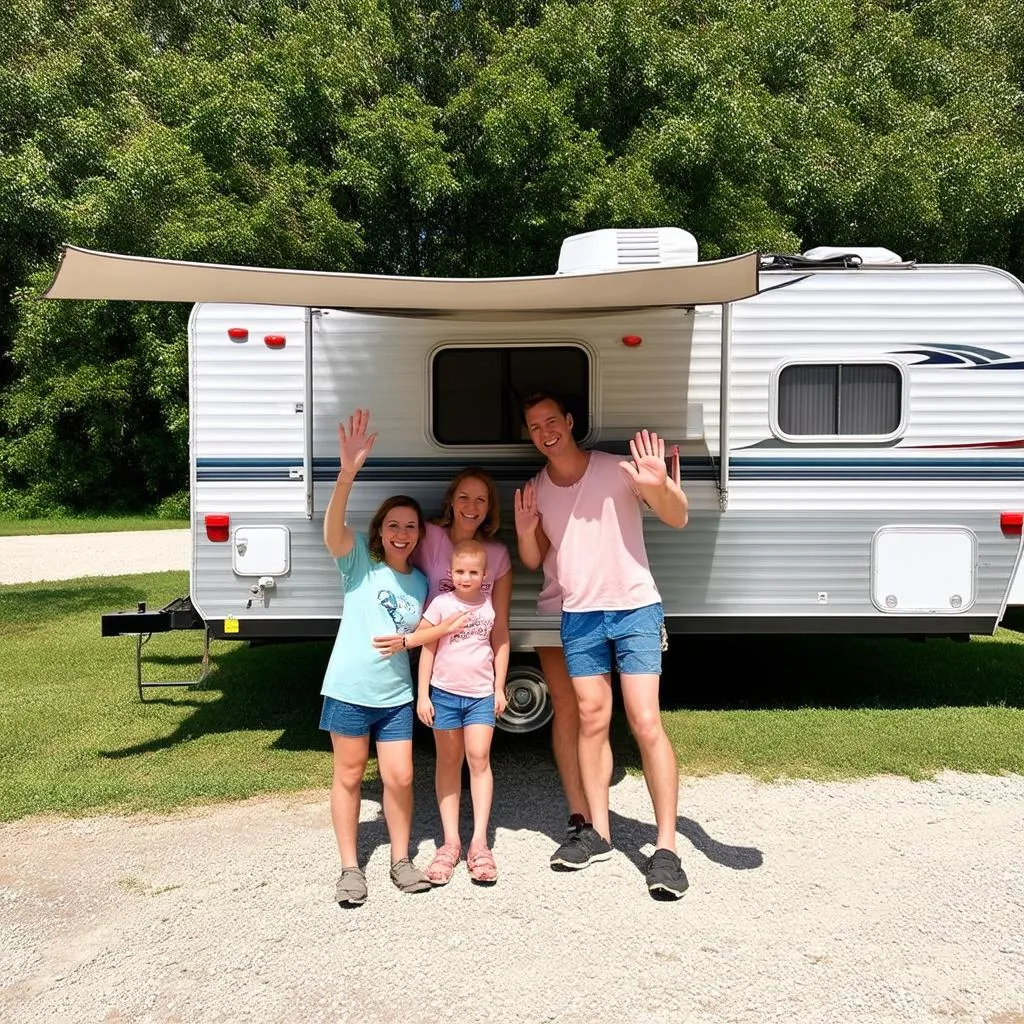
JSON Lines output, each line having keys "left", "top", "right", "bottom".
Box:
{"left": 377, "top": 589, "right": 419, "bottom": 633}
{"left": 449, "top": 610, "right": 492, "bottom": 645}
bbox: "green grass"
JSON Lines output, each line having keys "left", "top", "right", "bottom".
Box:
{"left": 1, "top": 572, "right": 1022, "bottom": 823}
{"left": 0, "top": 516, "right": 188, "bottom": 536}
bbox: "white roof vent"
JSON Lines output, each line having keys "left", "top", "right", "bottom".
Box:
{"left": 802, "top": 245, "right": 904, "bottom": 264}
{"left": 557, "top": 227, "right": 699, "bottom": 275}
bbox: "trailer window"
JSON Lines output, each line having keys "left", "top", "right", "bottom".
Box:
{"left": 776, "top": 363, "right": 902, "bottom": 437}
{"left": 432, "top": 345, "right": 590, "bottom": 445}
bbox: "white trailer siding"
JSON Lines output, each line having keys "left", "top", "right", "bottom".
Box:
{"left": 186, "top": 262, "right": 1024, "bottom": 638}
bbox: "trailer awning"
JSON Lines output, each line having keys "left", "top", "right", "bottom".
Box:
{"left": 41, "top": 245, "right": 759, "bottom": 313}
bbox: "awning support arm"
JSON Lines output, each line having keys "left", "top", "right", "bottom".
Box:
{"left": 717, "top": 302, "right": 733, "bottom": 511}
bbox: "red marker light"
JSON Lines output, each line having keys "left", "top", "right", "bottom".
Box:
{"left": 622, "top": 335, "right": 643, "bottom": 348}
{"left": 264, "top": 335, "right": 286, "bottom": 349}
{"left": 1000, "top": 512, "right": 1023, "bottom": 537}
{"left": 205, "top": 514, "right": 230, "bottom": 542}
{"left": 227, "top": 327, "right": 248, "bottom": 342}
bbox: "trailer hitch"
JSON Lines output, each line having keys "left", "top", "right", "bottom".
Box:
{"left": 100, "top": 596, "right": 212, "bottom": 702}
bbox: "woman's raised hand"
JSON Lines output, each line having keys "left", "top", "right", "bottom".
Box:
{"left": 513, "top": 481, "right": 540, "bottom": 535}
{"left": 339, "top": 408, "right": 377, "bottom": 479}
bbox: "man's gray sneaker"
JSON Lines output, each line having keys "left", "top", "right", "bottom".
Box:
{"left": 645, "top": 849, "right": 689, "bottom": 901}
{"left": 549, "top": 824, "right": 612, "bottom": 870}
{"left": 390, "top": 858, "right": 432, "bottom": 893}
{"left": 335, "top": 867, "right": 367, "bottom": 906}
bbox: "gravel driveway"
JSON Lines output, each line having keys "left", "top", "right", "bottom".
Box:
{"left": 1, "top": 532, "right": 1023, "bottom": 1023}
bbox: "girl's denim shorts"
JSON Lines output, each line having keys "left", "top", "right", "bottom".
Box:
{"left": 429, "top": 686, "right": 496, "bottom": 730}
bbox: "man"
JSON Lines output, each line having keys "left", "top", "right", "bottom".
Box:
{"left": 514, "top": 392, "right": 689, "bottom": 900}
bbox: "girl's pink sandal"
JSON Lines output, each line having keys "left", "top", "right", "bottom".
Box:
{"left": 426, "top": 842, "right": 460, "bottom": 886}
{"left": 467, "top": 846, "right": 498, "bottom": 885}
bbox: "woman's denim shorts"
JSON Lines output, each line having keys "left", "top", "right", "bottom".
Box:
{"left": 560, "top": 602, "right": 667, "bottom": 678}
{"left": 320, "top": 696, "right": 414, "bottom": 742}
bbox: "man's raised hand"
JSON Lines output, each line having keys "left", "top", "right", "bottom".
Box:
{"left": 620, "top": 429, "right": 668, "bottom": 489}
{"left": 514, "top": 481, "right": 541, "bottom": 535}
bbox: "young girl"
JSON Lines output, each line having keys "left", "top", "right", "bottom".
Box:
{"left": 320, "top": 407, "right": 434, "bottom": 907}
{"left": 416, "top": 539, "right": 508, "bottom": 885}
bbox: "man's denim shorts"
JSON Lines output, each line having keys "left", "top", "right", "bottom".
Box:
{"left": 560, "top": 602, "right": 667, "bottom": 678}
{"left": 430, "top": 686, "right": 496, "bottom": 730}
{"left": 319, "top": 696, "right": 414, "bottom": 742}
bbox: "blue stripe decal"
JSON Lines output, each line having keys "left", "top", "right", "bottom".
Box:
{"left": 196, "top": 455, "right": 1024, "bottom": 483}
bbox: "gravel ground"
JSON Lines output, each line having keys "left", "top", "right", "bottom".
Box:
{"left": 1, "top": 771, "right": 1022, "bottom": 1024}
{"left": 2, "top": 532, "right": 1023, "bottom": 1023}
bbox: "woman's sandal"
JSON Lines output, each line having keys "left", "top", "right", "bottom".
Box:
{"left": 467, "top": 846, "right": 498, "bottom": 885}
{"left": 425, "top": 842, "right": 461, "bottom": 886}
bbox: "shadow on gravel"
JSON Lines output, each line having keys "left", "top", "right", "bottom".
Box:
{"left": 349, "top": 732, "right": 764, "bottom": 879}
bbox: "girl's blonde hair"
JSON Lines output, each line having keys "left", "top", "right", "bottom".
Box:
{"left": 436, "top": 468, "right": 501, "bottom": 540}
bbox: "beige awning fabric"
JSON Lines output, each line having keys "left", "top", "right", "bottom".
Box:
{"left": 42, "top": 245, "right": 759, "bottom": 313}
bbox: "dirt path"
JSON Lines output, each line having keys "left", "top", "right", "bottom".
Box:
{"left": 0, "top": 530, "right": 189, "bottom": 584}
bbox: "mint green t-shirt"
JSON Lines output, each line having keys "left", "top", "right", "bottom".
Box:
{"left": 320, "top": 533, "right": 428, "bottom": 708}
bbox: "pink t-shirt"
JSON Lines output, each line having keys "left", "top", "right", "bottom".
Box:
{"left": 422, "top": 591, "right": 496, "bottom": 698}
{"left": 533, "top": 450, "right": 661, "bottom": 614}
{"left": 413, "top": 522, "right": 512, "bottom": 605}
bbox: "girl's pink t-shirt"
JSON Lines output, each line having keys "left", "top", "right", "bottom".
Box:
{"left": 412, "top": 522, "right": 512, "bottom": 605}
{"left": 421, "top": 591, "right": 496, "bottom": 698}
{"left": 533, "top": 450, "right": 660, "bottom": 614}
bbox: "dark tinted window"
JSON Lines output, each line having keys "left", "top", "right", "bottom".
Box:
{"left": 433, "top": 346, "right": 590, "bottom": 445}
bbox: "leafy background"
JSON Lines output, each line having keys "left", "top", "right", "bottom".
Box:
{"left": 2, "top": 0, "right": 1022, "bottom": 514}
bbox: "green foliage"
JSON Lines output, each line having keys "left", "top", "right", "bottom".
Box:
{"left": 1, "top": 0, "right": 1023, "bottom": 510}
{"left": 156, "top": 489, "right": 190, "bottom": 520}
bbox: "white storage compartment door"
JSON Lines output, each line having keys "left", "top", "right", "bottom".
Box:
{"left": 871, "top": 526, "right": 976, "bottom": 614}
{"left": 232, "top": 525, "right": 291, "bottom": 576}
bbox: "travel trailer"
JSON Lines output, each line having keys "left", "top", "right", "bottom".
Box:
{"left": 44, "top": 228, "right": 1024, "bottom": 727}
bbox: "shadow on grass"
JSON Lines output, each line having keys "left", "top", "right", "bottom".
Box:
{"left": 100, "top": 638, "right": 332, "bottom": 759}
{"left": 99, "top": 629, "right": 1024, "bottom": 766}
{"left": 657, "top": 632, "right": 1024, "bottom": 712}
{"left": 0, "top": 582, "right": 156, "bottom": 627}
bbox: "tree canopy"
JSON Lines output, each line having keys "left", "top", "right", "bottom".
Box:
{"left": 1, "top": 0, "right": 1022, "bottom": 512}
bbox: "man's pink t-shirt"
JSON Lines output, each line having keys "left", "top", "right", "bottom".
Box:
{"left": 422, "top": 591, "right": 496, "bottom": 698}
{"left": 533, "top": 450, "right": 660, "bottom": 614}
{"left": 413, "top": 522, "right": 511, "bottom": 605}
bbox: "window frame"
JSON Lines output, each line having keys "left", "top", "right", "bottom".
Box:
{"left": 426, "top": 338, "right": 598, "bottom": 452}
{"left": 769, "top": 357, "right": 908, "bottom": 444}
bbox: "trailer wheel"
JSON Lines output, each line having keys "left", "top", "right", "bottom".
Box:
{"left": 497, "top": 661, "right": 553, "bottom": 734}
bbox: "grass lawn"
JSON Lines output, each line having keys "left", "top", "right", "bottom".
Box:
{"left": 1, "top": 572, "right": 1022, "bottom": 823}
{"left": 0, "top": 516, "right": 188, "bottom": 536}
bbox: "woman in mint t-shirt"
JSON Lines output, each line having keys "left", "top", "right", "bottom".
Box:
{"left": 320, "top": 408, "right": 434, "bottom": 907}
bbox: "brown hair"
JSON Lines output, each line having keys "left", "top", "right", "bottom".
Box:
{"left": 436, "top": 468, "right": 501, "bottom": 539}
{"left": 368, "top": 495, "right": 425, "bottom": 563}
{"left": 521, "top": 391, "right": 568, "bottom": 421}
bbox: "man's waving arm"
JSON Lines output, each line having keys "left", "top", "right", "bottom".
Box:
{"left": 620, "top": 431, "right": 688, "bottom": 529}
